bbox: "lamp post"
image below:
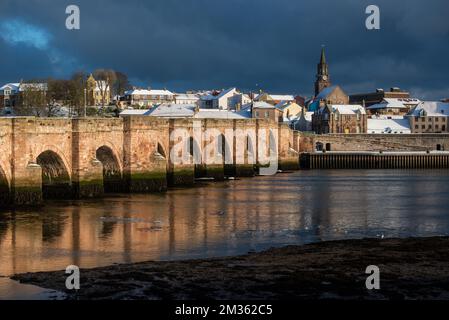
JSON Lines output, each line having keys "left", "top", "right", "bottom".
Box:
{"left": 84, "top": 88, "right": 87, "bottom": 117}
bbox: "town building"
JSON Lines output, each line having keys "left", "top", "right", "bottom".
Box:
{"left": 120, "top": 103, "right": 249, "bottom": 119}
{"left": 0, "top": 83, "right": 21, "bottom": 108}
{"left": 251, "top": 101, "right": 283, "bottom": 122}
{"left": 407, "top": 101, "right": 449, "bottom": 134}
{"left": 124, "top": 89, "right": 175, "bottom": 107}
{"left": 366, "top": 98, "right": 421, "bottom": 116}
{"left": 294, "top": 95, "right": 306, "bottom": 107}
{"left": 174, "top": 93, "right": 200, "bottom": 105}
{"left": 199, "top": 88, "right": 251, "bottom": 110}
{"left": 312, "top": 104, "right": 367, "bottom": 134}
{"left": 291, "top": 109, "right": 314, "bottom": 132}
{"left": 274, "top": 101, "right": 303, "bottom": 122}
{"left": 307, "top": 85, "right": 349, "bottom": 112}
{"left": 254, "top": 93, "right": 296, "bottom": 105}
{"left": 349, "top": 87, "right": 410, "bottom": 107}
{"left": 87, "top": 74, "right": 111, "bottom": 106}
{"left": 367, "top": 116, "right": 411, "bottom": 134}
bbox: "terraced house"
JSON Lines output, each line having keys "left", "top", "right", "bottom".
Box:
{"left": 124, "top": 89, "right": 175, "bottom": 107}
{"left": 407, "top": 101, "right": 449, "bottom": 134}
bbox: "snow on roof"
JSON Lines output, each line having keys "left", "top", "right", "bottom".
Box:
{"left": 200, "top": 88, "right": 237, "bottom": 101}
{"left": 194, "top": 109, "right": 250, "bottom": 119}
{"left": 0, "top": 83, "right": 20, "bottom": 91}
{"left": 145, "top": 103, "right": 251, "bottom": 119}
{"left": 315, "top": 86, "right": 338, "bottom": 100}
{"left": 175, "top": 93, "right": 199, "bottom": 100}
{"left": 119, "top": 109, "right": 152, "bottom": 116}
{"left": 125, "top": 89, "right": 174, "bottom": 96}
{"left": 383, "top": 98, "right": 420, "bottom": 106}
{"left": 216, "top": 87, "right": 237, "bottom": 98}
{"left": 368, "top": 118, "right": 411, "bottom": 133}
{"left": 269, "top": 94, "right": 295, "bottom": 101}
{"left": 368, "top": 98, "right": 421, "bottom": 110}
{"left": 330, "top": 104, "right": 366, "bottom": 115}
{"left": 148, "top": 104, "right": 195, "bottom": 118}
{"left": 408, "top": 101, "right": 449, "bottom": 117}
{"left": 252, "top": 101, "right": 281, "bottom": 110}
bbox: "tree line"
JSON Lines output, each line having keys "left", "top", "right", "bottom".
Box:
{"left": 14, "top": 69, "right": 131, "bottom": 117}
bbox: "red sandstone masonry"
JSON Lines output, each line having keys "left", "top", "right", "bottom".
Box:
{"left": 0, "top": 116, "right": 298, "bottom": 206}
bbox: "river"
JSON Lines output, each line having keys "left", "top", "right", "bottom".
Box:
{"left": 1, "top": 169, "right": 449, "bottom": 298}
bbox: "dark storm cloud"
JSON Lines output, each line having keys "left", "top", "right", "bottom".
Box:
{"left": 0, "top": 0, "right": 448, "bottom": 99}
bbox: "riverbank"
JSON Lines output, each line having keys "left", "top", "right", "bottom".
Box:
{"left": 12, "top": 237, "right": 449, "bottom": 300}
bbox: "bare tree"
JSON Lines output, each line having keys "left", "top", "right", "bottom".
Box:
{"left": 17, "top": 83, "right": 48, "bottom": 117}
{"left": 113, "top": 71, "right": 131, "bottom": 96}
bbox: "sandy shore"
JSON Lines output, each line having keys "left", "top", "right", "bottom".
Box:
{"left": 12, "top": 237, "right": 449, "bottom": 300}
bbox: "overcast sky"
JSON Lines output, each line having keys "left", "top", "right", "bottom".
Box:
{"left": 1, "top": 0, "right": 448, "bottom": 99}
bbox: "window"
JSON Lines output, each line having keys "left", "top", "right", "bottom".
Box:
{"left": 436, "top": 118, "right": 439, "bottom": 122}
{"left": 415, "top": 125, "right": 418, "bottom": 129}
{"left": 4, "top": 90, "right": 11, "bottom": 95}
{"left": 265, "top": 111, "right": 269, "bottom": 118}
{"left": 255, "top": 111, "right": 259, "bottom": 117}
{"left": 422, "top": 125, "right": 425, "bottom": 129}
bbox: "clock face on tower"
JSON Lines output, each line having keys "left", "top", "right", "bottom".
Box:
{"left": 322, "top": 75, "right": 328, "bottom": 81}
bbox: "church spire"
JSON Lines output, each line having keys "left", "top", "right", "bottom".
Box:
{"left": 314, "top": 46, "right": 331, "bottom": 96}
{"left": 320, "top": 46, "right": 326, "bottom": 65}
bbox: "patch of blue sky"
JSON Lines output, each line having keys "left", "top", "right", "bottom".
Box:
{"left": 0, "top": 19, "right": 51, "bottom": 50}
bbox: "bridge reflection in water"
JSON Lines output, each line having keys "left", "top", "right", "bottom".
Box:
{"left": 2, "top": 170, "right": 449, "bottom": 277}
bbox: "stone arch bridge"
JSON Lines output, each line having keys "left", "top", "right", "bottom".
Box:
{"left": 0, "top": 117, "right": 300, "bottom": 207}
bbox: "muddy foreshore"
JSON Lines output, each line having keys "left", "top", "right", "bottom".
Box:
{"left": 12, "top": 237, "right": 449, "bottom": 300}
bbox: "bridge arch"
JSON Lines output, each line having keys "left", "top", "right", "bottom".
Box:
{"left": 218, "top": 133, "right": 234, "bottom": 177}
{"left": 0, "top": 164, "right": 10, "bottom": 207}
{"left": 96, "top": 145, "right": 123, "bottom": 193}
{"left": 186, "top": 137, "right": 204, "bottom": 178}
{"left": 36, "top": 150, "right": 72, "bottom": 199}
{"left": 246, "top": 135, "right": 255, "bottom": 165}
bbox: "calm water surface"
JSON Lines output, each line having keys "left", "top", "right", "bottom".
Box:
{"left": 1, "top": 170, "right": 449, "bottom": 297}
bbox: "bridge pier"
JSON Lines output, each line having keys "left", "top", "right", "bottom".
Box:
{"left": 204, "top": 164, "right": 225, "bottom": 180}
{"left": 168, "top": 162, "right": 195, "bottom": 186}
{"left": 235, "top": 164, "right": 255, "bottom": 177}
{"left": 13, "top": 163, "right": 43, "bottom": 206}
{"left": 72, "top": 159, "right": 104, "bottom": 199}
{"left": 128, "top": 152, "right": 167, "bottom": 192}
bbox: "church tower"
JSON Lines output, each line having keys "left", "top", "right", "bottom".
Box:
{"left": 314, "top": 47, "right": 331, "bottom": 96}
